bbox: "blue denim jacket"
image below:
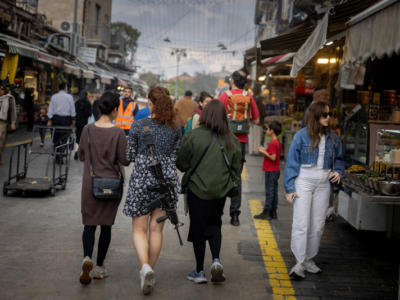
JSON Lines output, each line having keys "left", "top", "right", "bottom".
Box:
{"left": 283, "top": 128, "right": 345, "bottom": 194}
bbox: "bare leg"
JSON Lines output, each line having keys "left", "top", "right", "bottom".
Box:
{"left": 132, "top": 214, "right": 150, "bottom": 267}
{"left": 148, "top": 208, "right": 167, "bottom": 269}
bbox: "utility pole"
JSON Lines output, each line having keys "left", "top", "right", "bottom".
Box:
{"left": 170, "top": 48, "right": 186, "bottom": 100}
{"left": 71, "top": 0, "right": 78, "bottom": 56}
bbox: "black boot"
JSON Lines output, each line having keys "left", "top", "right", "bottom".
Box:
{"left": 74, "top": 152, "right": 78, "bottom": 160}
{"left": 230, "top": 211, "right": 240, "bottom": 226}
{"left": 254, "top": 209, "right": 271, "bottom": 220}
{"left": 270, "top": 209, "right": 277, "bottom": 219}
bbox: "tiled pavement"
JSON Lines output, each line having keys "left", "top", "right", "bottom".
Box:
{"left": 240, "top": 155, "right": 400, "bottom": 299}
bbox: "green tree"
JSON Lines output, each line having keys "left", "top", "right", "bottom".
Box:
{"left": 111, "top": 22, "right": 141, "bottom": 63}
{"left": 139, "top": 71, "right": 161, "bottom": 88}
{"left": 165, "top": 79, "right": 194, "bottom": 99}
{"left": 191, "top": 71, "right": 219, "bottom": 94}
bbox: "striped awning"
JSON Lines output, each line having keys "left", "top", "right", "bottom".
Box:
{"left": 0, "top": 39, "right": 39, "bottom": 60}
{"left": 261, "top": 53, "right": 295, "bottom": 66}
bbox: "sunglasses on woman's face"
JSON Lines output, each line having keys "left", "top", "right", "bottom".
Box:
{"left": 322, "top": 112, "right": 332, "bottom": 118}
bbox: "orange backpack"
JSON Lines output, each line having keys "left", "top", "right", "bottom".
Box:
{"left": 224, "top": 90, "right": 252, "bottom": 134}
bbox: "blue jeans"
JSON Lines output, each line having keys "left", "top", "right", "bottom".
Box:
{"left": 264, "top": 171, "right": 280, "bottom": 210}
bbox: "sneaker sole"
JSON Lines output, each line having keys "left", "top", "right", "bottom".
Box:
{"left": 289, "top": 271, "right": 305, "bottom": 280}
{"left": 143, "top": 270, "right": 155, "bottom": 295}
{"left": 211, "top": 264, "right": 225, "bottom": 283}
{"left": 306, "top": 268, "right": 321, "bottom": 274}
{"left": 80, "top": 260, "right": 93, "bottom": 285}
{"left": 187, "top": 276, "right": 207, "bottom": 284}
{"left": 93, "top": 273, "right": 108, "bottom": 279}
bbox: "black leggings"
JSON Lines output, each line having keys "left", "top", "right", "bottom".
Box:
{"left": 193, "top": 237, "right": 222, "bottom": 273}
{"left": 82, "top": 225, "right": 112, "bottom": 266}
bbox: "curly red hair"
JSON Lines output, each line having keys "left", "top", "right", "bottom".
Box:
{"left": 148, "top": 86, "right": 177, "bottom": 129}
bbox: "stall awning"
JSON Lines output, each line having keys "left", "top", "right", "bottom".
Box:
{"left": 0, "top": 37, "right": 39, "bottom": 60}
{"left": 343, "top": 0, "right": 400, "bottom": 84}
{"left": 64, "top": 64, "right": 81, "bottom": 76}
{"left": 39, "top": 53, "right": 64, "bottom": 68}
{"left": 118, "top": 78, "right": 129, "bottom": 88}
{"left": 75, "top": 58, "right": 89, "bottom": 70}
{"left": 83, "top": 70, "right": 95, "bottom": 79}
{"left": 261, "top": 53, "right": 295, "bottom": 66}
{"left": 96, "top": 71, "right": 114, "bottom": 84}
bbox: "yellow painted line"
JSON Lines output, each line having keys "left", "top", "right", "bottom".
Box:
{"left": 6, "top": 135, "right": 51, "bottom": 147}
{"left": 249, "top": 199, "right": 296, "bottom": 299}
{"left": 242, "top": 164, "right": 248, "bottom": 180}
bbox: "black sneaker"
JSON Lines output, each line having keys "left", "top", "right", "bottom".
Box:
{"left": 270, "top": 209, "right": 277, "bottom": 219}
{"left": 254, "top": 209, "right": 271, "bottom": 220}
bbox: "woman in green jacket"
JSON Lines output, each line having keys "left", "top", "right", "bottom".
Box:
{"left": 177, "top": 100, "right": 242, "bottom": 284}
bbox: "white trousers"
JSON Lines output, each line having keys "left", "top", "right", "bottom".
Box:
{"left": 291, "top": 169, "right": 331, "bottom": 263}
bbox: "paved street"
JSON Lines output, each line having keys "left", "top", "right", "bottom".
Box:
{"left": 0, "top": 128, "right": 399, "bottom": 299}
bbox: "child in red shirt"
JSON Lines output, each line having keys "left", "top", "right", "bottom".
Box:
{"left": 254, "top": 120, "right": 282, "bottom": 220}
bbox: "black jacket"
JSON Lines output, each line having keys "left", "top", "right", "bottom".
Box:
{"left": 75, "top": 90, "right": 92, "bottom": 129}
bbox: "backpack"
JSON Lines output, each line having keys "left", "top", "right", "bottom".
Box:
{"left": 225, "top": 90, "right": 252, "bottom": 134}
{"left": 184, "top": 113, "right": 196, "bottom": 135}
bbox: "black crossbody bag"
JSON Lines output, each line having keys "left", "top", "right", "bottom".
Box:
{"left": 215, "top": 133, "right": 240, "bottom": 198}
{"left": 87, "top": 124, "right": 124, "bottom": 199}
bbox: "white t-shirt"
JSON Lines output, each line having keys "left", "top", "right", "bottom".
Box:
{"left": 317, "top": 135, "right": 325, "bottom": 170}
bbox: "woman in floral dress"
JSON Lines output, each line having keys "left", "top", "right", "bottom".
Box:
{"left": 124, "top": 86, "right": 181, "bottom": 295}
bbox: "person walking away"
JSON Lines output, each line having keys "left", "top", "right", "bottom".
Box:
{"left": 92, "top": 89, "right": 101, "bottom": 121}
{"left": 301, "top": 86, "right": 329, "bottom": 128}
{"left": 123, "top": 86, "right": 181, "bottom": 295}
{"left": 284, "top": 101, "right": 344, "bottom": 279}
{"left": 254, "top": 121, "right": 282, "bottom": 220}
{"left": 174, "top": 90, "right": 197, "bottom": 136}
{"left": 74, "top": 90, "right": 92, "bottom": 160}
{"left": 0, "top": 83, "right": 17, "bottom": 165}
{"left": 184, "top": 91, "right": 213, "bottom": 133}
{"left": 115, "top": 87, "right": 139, "bottom": 136}
{"left": 193, "top": 92, "right": 199, "bottom": 104}
{"left": 249, "top": 96, "right": 267, "bottom": 155}
{"left": 77, "top": 91, "right": 130, "bottom": 285}
{"left": 37, "top": 106, "right": 48, "bottom": 147}
{"left": 218, "top": 70, "right": 260, "bottom": 226}
{"left": 47, "top": 82, "right": 76, "bottom": 164}
{"left": 24, "top": 87, "right": 35, "bottom": 132}
{"left": 177, "top": 100, "right": 241, "bottom": 284}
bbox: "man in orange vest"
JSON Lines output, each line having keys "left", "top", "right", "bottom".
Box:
{"left": 115, "top": 87, "right": 139, "bottom": 136}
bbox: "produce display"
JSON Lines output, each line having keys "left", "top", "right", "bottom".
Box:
{"left": 346, "top": 165, "right": 366, "bottom": 172}
{"left": 370, "top": 161, "right": 392, "bottom": 171}
{"left": 360, "top": 172, "right": 383, "bottom": 179}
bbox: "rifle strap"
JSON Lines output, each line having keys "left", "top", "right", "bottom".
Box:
{"left": 142, "top": 118, "right": 157, "bottom": 166}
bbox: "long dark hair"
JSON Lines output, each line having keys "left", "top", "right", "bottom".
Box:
{"left": 148, "top": 86, "right": 177, "bottom": 129}
{"left": 198, "top": 100, "right": 234, "bottom": 150}
{"left": 0, "top": 83, "right": 9, "bottom": 95}
{"left": 305, "top": 101, "right": 332, "bottom": 151}
{"left": 198, "top": 91, "right": 213, "bottom": 110}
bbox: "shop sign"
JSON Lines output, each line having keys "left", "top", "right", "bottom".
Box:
{"left": 0, "top": 8, "right": 14, "bottom": 27}
{"left": 78, "top": 47, "right": 97, "bottom": 63}
{"left": 296, "top": 87, "right": 315, "bottom": 96}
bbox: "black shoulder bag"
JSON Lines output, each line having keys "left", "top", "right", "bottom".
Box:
{"left": 215, "top": 133, "right": 240, "bottom": 198}
{"left": 330, "top": 136, "right": 343, "bottom": 195}
{"left": 181, "top": 134, "right": 216, "bottom": 194}
{"left": 88, "top": 124, "right": 124, "bottom": 199}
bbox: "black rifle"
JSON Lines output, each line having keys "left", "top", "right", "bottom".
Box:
{"left": 142, "top": 119, "right": 184, "bottom": 246}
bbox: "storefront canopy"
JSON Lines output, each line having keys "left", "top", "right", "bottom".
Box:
{"left": 0, "top": 36, "right": 39, "bottom": 60}
{"left": 64, "top": 64, "right": 81, "bottom": 76}
{"left": 342, "top": 0, "right": 400, "bottom": 84}
{"left": 261, "top": 53, "right": 295, "bottom": 66}
{"left": 83, "top": 70, "right": 95, "bottom": 79}
{"left": 95, "top": 71, "right": 114, "bottom": 84}
{"left": 118, "top": 78, "right": 129, "bottom": 88}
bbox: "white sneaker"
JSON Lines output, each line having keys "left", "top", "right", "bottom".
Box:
{"left": 79, "top": 256, "right": 93, "bottom": 285}
{"left": 210, "top": 258, "right": 225, "bottom": 283}
{"left": 93, "top": 265, "right": 108, "bottom": 279}
{"left": 140, "top": 264, "right": 155, "bottom": 295}
{"left": 289, "top": 262, "right": 306, "bottom": 279}
{"left": 304, "top": 259, "right": 321, "bottom": 274}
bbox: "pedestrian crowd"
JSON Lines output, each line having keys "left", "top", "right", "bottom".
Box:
{"left": 0, "top": 69, "right": 345, "bottom": 294}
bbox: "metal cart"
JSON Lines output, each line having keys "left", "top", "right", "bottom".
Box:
{"left": 3, "top": 125, "right": 75, "bottom": 197}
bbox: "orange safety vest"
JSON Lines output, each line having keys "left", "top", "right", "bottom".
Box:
{"left": 115, "top": 100, "right": 137, "bottom": 130}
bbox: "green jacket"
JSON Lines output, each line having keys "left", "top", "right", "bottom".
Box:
{"left": 177, "top": 125, "right": 242, "bottom": 200}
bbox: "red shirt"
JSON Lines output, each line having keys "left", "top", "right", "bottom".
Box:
{"left": 262, "top": 139, "right": 281, "bottom": 172}
{"left": 219, "top": 89, "right": 260, "bottom": 143}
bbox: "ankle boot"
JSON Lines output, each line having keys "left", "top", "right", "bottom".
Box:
{"left": 230, "top": 211, "right": 240, "bottom": 226}
{"left": 270, "top": 209, "right": 277, "bottom": 219}
{"left": 254, "top": 209, "right": 271, "bottom": 220}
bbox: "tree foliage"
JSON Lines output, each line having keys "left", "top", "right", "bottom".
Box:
{"left": 165, "top": 71, "right": 219, "bottom": 97}
{"left": 111, "top": 22, "right": 141, "bottom": 50}
{"left": 139, "top": 71, "right": 160, "bottom": 89}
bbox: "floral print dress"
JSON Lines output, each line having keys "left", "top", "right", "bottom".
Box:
{"left": 123, "top": 118, "right": 182, "bottom": 217}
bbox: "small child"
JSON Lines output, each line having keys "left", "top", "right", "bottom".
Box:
{"left": 37, "top": 106, "right": 48, "bottom": 147}
{"left": 254, "top": 120, "right": 282, "bottom": 220}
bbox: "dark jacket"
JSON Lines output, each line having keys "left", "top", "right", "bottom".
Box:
{"left": 177, "top": 125, "right": 242, "bottom": 200}
{"left": 75, "top": 90, "right": 92, "bottom": 129}
{"left": 256, "top": 98, "right": 267, "bottom": 126}
{"left": 92, "top": 100, "right": 100, "bottom": 121}
{"left": 302, "top": 104, "right": 311, "bottom": 128}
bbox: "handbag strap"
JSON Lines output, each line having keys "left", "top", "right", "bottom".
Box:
{"left": 187, "top": 134, "right": 216, "bottom": 182}
{"left": 214, "top": 133, "right": 237, "bottom": 185}
{"left": 87, "top": 124, "right": 123, "bottom": 180}
{"left": 331, "top": 134, "right": 335, "bottom": 171}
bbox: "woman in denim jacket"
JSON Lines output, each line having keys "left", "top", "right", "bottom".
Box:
{"left": 283, "top": 101, "right": 344, "bottom": 279}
